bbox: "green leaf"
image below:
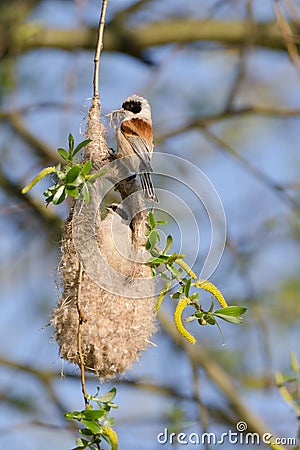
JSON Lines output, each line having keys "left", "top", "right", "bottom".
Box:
{"left": 68, "top": 133, "right": 75, "bottom": 152}
{"left": 98, "top": 387, "right": 117, "bottom": 403}
{"left": 213, "top": 313, "right": 243, "bottom": 324}
{"left": 148, "top": 254, "right": 169, "bottom": 264}
{"left": 79, "top": 428, "right": 94, "bottom": 436}
{"left": 52, "top": 185, "right": 66, "bottom": 205}
{"left": 107, "top": 401, "right": 118, "bottom": 409}
{"left": 190, "top": 292, "right": 199, "bottom": 301}
{"left": 213, "top": 305, "right": 247, "bottom": 324}
{"left": 66, "top": 165, "right": 81, "bottom": 183}
{"left": 82, "top": 183, "right": 90, "bottom": 204}
{"left": 163, "top": 235, "right": 173, "bottom": 254}
{"left": 87, "top": 167, "right": 108, "bottom": 182}
{"left": 82, "top": 410, "right": 105, "bottom": 420}
{"left": 206, "top": 315, "right": 216, "bottom": 325}
{"left": 148, "top": 211, "right": 156, "bottom": 229}
{"left": 184, "top": 278, "right": 191, "bottom": 297}
{"left": 73, "top": 139, "right": 92, "bottom": 156}
{"left": 76, "top": 438, "right": 89, "bottom": 447}
{"left": 166, "top": 264, "right": 182, "bottom": 278}
{"left": 58, "top": 148, "right": 70, "bottom": 161}
{"left": 171, "top": 292, "right": 181, "bottom": 300}
{"left": 214, "top": 306, "right": 247, "bottom": 317}
{"left": 166, "top": 253, "right": 184, "bottom": 264}
{"left": 147, "top": 231, "right": 161, "bottom": 251}
{"left": 147, "top": 231, "right": 158, "bottom": 250}
{"left": 156, "top": 220, "right": 167, "bottom": 225}
{"left": 149, "top": 248, "right": 162, "bottom": 258}
{"left": 82, "top": 419, "right": 101, "bottom": 434}
{"left": 208, "top": 300, "right": 215, "bottom": 313}
{"left": 81, "top": 160, "right": 92, "bottom": 176}
{"left": 65, "top": 186, "right": 79, "bottom": 198}
{"left": 65, "top": 411, "right": 83, "bottom": 420}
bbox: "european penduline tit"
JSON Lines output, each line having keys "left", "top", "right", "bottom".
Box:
{"left": 111, "top": 94, "right": 158, "bottom": 203}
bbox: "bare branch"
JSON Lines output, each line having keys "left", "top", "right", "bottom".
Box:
{"left": 3, "top": 19, "right": 300, "bottom": 58}
{"left": 274, "top": 0, "right": 300, "bottom": 76}
{"left": 93, "top": 0, "right": 109, "bottom": 98}
{"left": 156, "top": 105, "right": 300, "bottom": 143}
{"left": 199, "top": 126, "right": 298, "bottom": 210}
{"left": 1, "top": 111, "right": 59, "bottom": 163}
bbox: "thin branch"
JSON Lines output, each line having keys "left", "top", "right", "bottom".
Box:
{"left": 224, "top": 1, "right": 255, "bottom": 110}
{"left": 155, "top": 105, "right": 300, "bottom": 144}
{"left": 112, "top": 0, "right": 153, "bottom": 23}
{"left": 156, "top": 105, "right": 300, "bottom": 144}
{"left": 199, "top": 125, "right": 299, "bottom": 210}
{"left": 93, "top": 0, "right": 109, "bottom": 98}
{"left": 157, "top": 114, "right": 299, "bottom": 210}
{"left": 1, "top": 111, "right": 60, "bottom": 163}
{"left": 75, "top": 263, "right": 88, "bottom": 408}
{"left": 274, "top": 0, "right": 300, "bottom": 77}
{"left": 4, "top": 19, "right": 300, "bottom": 57}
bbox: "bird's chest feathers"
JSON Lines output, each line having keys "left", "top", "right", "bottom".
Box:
{"left": 121, "top": 118, "right": 152, "bottom": 142}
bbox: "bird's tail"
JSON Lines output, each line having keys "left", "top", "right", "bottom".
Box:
{"left": 140, "top": 172, "right": 159, "bottom": 203}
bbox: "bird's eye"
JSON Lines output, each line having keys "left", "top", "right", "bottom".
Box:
{"left": 122, "top": 100, "right": 142, "bottom": 114}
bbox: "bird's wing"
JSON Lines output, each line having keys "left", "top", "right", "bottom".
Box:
{"left": 121, "top": 118, "right": 153, "bottom": 172}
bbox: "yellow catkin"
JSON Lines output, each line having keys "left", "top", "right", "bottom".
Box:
{"left": 175, "top": 259, "right": 197, "bottom": 279}
{"left": 102, "top": 426, "right": 119, "bottom": 450}
{"left": 22, "top": 166, "right": 56, "bottom": 194}
{"left": 195, "top": 280, "right": 228, "bottom": 308}
{"left": 156, "top": 281, "right": 171, "bottom": 312}
{"left": 174, "top": 298, "right": 196, "bottom": 345}
{"left": 275, "top": 372, "right": 294, "bottom": 404}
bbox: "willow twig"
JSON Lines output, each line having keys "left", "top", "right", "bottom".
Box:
{"left": 93, "top": 0, "right": 109, "bottom": 98}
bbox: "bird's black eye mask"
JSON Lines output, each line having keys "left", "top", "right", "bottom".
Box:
{"left": 122, "top": 100, "right": 142, "bottom": 114}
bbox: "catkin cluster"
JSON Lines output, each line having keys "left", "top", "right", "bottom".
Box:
{"left": 51, "top": 98, "right": 157, "bottom": 379}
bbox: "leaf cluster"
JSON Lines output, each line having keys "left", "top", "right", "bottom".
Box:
{"left": 45, "top": 133, "right": 105, "bottom": 205}
{"left": 22, "top": 133, "right": 107, "bottom": 205}
{"left": 65, "top": 387, "right": 118, "bottom": 450}
{"left": 146, "top": 211, "right": 183, "bottom": 278}
{"left": 147, "top": 211, "right": 247, "bottom": 342}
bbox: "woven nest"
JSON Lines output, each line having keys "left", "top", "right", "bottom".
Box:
{"left": 51, "top": 97, "right": 157, "bottom": 379}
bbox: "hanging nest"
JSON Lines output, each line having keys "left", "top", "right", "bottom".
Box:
{"left": 51, "top": 97, "right": 157, "bottom": 379}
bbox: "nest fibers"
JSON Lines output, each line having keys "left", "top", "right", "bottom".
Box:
{"left": 51, "top": 98, "right": 157, "bottom": 379}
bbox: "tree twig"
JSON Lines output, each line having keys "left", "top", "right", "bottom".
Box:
{"left": 5, "top": 18, "right": 300, "bottom": 57}
{"left": 274, "top": 0, "right": 300, "bottom": 77}
{"left": 199, "top": 125, "right": 299, "bottom": 210}
{"left": 93, "top": 0, "right": 109, "bottom": 99}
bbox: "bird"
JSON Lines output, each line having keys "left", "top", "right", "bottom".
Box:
{"left": 112, "top": 94, "right": 158, "bottom": 203}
